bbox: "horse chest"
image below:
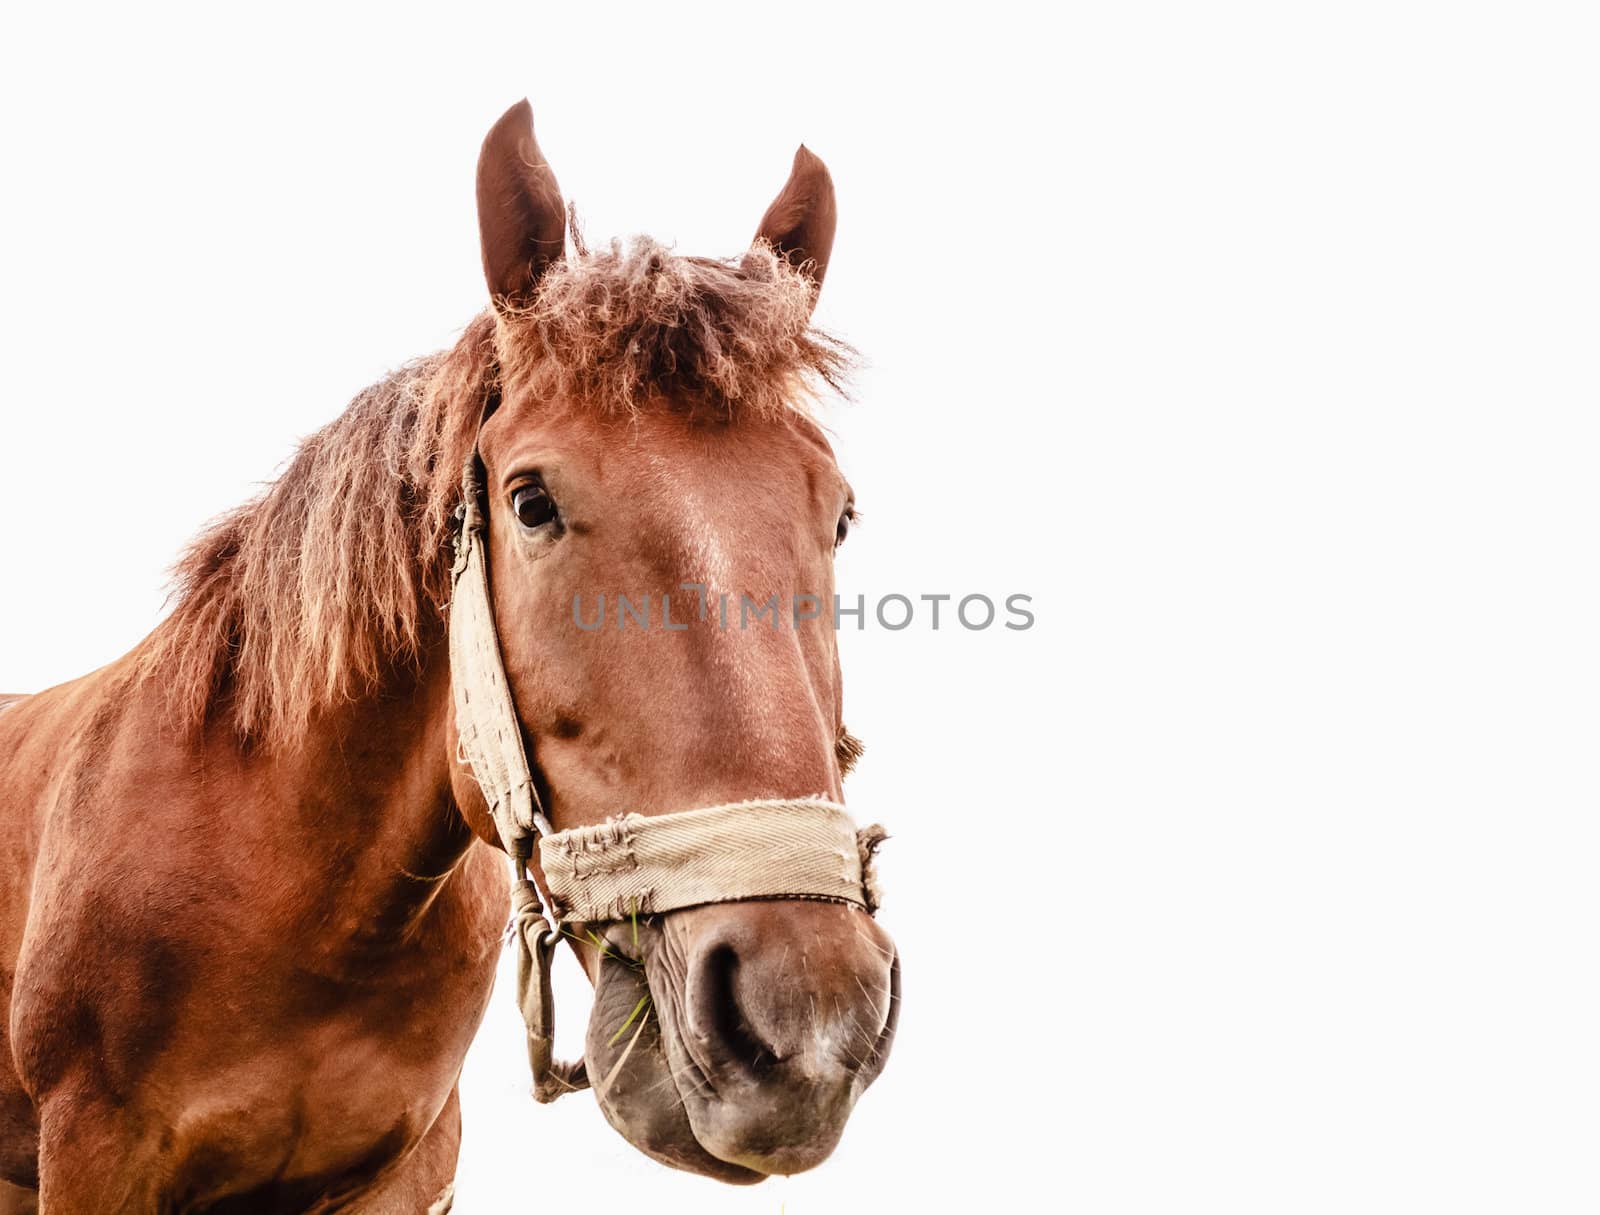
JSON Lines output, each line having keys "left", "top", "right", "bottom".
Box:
{"left": 11, "top": 835, "right": 504, "bottom": 1204}
{"left": 158, "top": 1019, "right": 456, "bottom": 1200}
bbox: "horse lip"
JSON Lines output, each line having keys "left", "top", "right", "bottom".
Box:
{"left": 586, "top": 951, "right": 767, "bottom": 1184}
{"left": 857, "top": 942, "right": 902, "bottom": 1087}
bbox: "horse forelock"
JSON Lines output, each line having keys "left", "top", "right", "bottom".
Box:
{"left": 137, "top": 239, "right": 853, "bottom": 748}
{"left": 496, "top": 236, "right": 855, "bottom": 421}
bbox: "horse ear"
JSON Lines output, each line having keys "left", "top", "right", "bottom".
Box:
{"left": 753, "top": 145, "right": 837, "bottom": 293}
{"left": 476, "top": 99, "right": 566, "bottom": 309}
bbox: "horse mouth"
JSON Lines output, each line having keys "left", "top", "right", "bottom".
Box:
{"left": 582, "top": 950, "right": 765, "bottom": 1184}
{"left": 582, "top": 913, "right": 898, "bottom": 1182}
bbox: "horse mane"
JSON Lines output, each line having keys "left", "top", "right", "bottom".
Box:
{"left": 139, "top": 238, "right": 852, "bottom": 746}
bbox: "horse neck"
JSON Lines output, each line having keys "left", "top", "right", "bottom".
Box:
{"left": 225, "top": 638, "right": 483, "bottom": 935}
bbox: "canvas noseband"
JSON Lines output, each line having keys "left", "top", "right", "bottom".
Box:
{"left": 447, "top": 441, "right": 885, "bottom": 1103}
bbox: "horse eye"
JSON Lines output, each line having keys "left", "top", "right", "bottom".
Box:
{"left": 835, "top": 506, "right": 857, "bottom": 548}
{"left": 511, "top": 481, "right": 558, "bottom": 530}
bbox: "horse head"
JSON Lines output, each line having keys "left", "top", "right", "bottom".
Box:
{"left": 451, "top": 100, "right": 899, "bottom": 1183}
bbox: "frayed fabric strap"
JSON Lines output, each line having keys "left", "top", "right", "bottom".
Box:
{"left": 449, "top": 481, "right": 544, "bottom": 873}
{"left": 539, "top": 798, "right": 884, "bottom": 923}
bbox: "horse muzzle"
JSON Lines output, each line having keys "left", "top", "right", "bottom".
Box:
{"left": 588, "top": 898, "right": 899, "bottom": 1180}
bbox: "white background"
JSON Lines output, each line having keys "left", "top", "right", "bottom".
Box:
{"left": 2, "top": 2, "right": 1596, "bottom": 1211}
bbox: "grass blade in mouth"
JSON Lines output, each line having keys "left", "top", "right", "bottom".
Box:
{"left": 608, "top": 993, "right": 652, "bottom": 1047}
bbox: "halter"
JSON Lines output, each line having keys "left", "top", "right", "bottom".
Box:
{"left": 447, "top": 434, "right": 885, "bottom": 1103}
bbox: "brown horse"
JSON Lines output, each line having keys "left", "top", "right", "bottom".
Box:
{"left": 0, "top": 100, "right": 896, "bottom": 1212}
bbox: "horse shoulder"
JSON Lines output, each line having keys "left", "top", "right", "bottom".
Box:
{"left": 0, "top": 665, "right": 143, "bottom": 1189}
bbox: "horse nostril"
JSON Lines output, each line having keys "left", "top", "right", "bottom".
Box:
{"left": 689, "top": 942, "right": 781, "bottom": 1077}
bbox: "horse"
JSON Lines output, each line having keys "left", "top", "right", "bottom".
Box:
{"left": 0, "top": 100, "right": 898, "bottom": 1212}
